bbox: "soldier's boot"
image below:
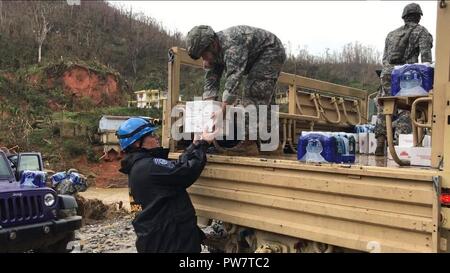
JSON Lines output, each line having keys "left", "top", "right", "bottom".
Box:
{"left": 223, "top": 140, "right": 259, "bottom": 157}
{"left": 375, "top": 136, "right": 386, "bottom": 156}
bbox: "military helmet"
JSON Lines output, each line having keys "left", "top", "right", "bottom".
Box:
{"left": 402, "top": 3, "right": 423, "bottom": 19}
{"left": 186, "top": 25, "right": 216, "bottom": 60}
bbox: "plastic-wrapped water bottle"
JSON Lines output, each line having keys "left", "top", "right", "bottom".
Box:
{"left": 51, "top": 172, "right": 67, "bottom": 187}
{"left": 348, "top": 135, "right": 356, "bottom": 155}
{"left": 392, "top": 64, "right": 434, "bottom": 96}
{"left": 302, "top": 139, "right": 327, "bottom": 163}
{"left": 338, "top": 135, "right": 356, "bottom": 163}
{"left": 68, "top": 172, "right": 82, "bottom": 185}
{"left": 20, "top": 171, "right": 47, "bottom": 188}
{"left": 400, "top": 70, "right": 420, "bottom": 89}
{"left": 298, "top": 133, "right": 336, "bottom": 163}
{"left": 398, "top": 69, "right": 427, "bottom": 96}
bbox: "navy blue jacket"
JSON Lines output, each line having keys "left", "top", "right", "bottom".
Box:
{"left": 119, "top": 141, "right": 208, "bottom": 253}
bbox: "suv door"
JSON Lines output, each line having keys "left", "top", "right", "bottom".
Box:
{"left": 16, "top": 153, "right": 44, "bottom": 181}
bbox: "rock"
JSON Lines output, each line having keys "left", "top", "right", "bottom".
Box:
{"left": 75, "top": 213, "right": 137, "bottom": 253}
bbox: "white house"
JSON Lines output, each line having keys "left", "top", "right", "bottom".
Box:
{"left": 132, "top": 89, "right": 164, "bottom": 109}
{"left": 129, "top": 89, "right": 183, "bottom": 109}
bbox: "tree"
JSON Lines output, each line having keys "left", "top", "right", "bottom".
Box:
{"left": 29, "top": 1, "right": 55, "bottom": 63}
{"left": 127, "top": 12, "right": 147, "bottom": 80}
{"left": 0, "top": 0, "right": 3, "bottom": 27}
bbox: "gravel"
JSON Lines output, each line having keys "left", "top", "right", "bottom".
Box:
{"left": 71, "top": 213, "right": 137, "bottom": 253}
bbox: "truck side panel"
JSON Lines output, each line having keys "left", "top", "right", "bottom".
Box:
{"left": 186, "top": 155, "right": 441, "bottom": 253}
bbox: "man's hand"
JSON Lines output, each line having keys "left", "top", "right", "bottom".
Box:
{"left": 194, "top": 127, "right": 219, "bottom": 145}
{"left": 211, "top": 102, "right": 227, "bottom": 120}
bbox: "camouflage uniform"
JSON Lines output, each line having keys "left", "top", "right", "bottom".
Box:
{"left": 375, "top": 21, "right": 433, "bottom": 143}
{"left": 203, "top": 25, "right": 286, "bottom": 138}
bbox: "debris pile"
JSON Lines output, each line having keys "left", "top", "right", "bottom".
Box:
{"left": 75, "top": 195, "right": 127, "bottom": 224}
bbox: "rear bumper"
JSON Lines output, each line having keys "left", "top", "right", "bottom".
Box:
{"left": 0, "top": 216, "right": 82, "bottom": 252}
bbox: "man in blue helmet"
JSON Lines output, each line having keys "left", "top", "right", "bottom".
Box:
{"left": 116, "top": 117, "right": 216, "bottom": 253}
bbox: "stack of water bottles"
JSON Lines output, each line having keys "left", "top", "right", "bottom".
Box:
{"left": 20, "top": 170, "right": 47, "bottom": 188}
{"left": 51, "top": 169, "right": 88, "bottom": 195}
{"left": 297, "top": 132, "right": 357, "bottom": 164}
{"left": 391, "top": 63, "right": 434, "bottom": 97}
{"left": 355, "top": 124, "right": 376, "bottom": 155}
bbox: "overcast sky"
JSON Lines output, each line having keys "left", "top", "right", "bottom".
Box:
{"left": 109, "top": 1, "right": 438, "bottom": 59}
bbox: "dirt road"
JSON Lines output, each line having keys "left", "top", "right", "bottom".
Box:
{"left": 72, "top": 187, "right": 209, "bottom": 253}
{"left": 72, "top": 213, "right": 137, "bottom": 253}
{"left": 71, "top": 187, "right": 136, "bottom": 253}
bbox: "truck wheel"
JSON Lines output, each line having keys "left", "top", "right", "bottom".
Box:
{"left": 312, "top": 241, "right": 334, "bottom": 253}
{"left": 36, "top": 231, "right": 75, "bottom": 253}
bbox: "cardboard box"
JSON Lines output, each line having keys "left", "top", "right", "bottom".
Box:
{"left": 184, "top": 101, "right": 222, "bottom": 133}
{"left": 388, "top": 146, "right": 413, "bottom": 161}
{"left": 358, "top": 132, "right": 368, "bottom": 154}
{"left": 371, "top": 115, "right": 378, "bottom": 125}
{"left": 399, "top": 134, "right": 414, "bottom": 147}
{"left": 368, "top": 133, "right": 376, "bottom": 154}
{"left": 410, "top": 147, "right": 431, "bottom": 167}
{"left": 398, "top": 134, "right": 432, "bottom": 148}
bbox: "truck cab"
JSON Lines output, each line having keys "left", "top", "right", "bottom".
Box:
{"left": 0, "top": 151, "right": 82, "bottom": 253}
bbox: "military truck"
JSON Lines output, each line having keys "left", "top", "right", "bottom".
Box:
{"left": 160, "top": 2, "right": 450, "bottom": 253}
{"left": 0, "top": 151, "right": 82, "bottom": 253}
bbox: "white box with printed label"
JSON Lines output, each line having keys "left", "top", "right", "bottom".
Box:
{"left": 358, "top": 132, "right": 368, "bottom": 154}
{"left": 398, "top": 134, "right": 432, "bottom": 148}
{"left": 398, "top": 134, "right": 414, "bottom": 147}
{"left": 184, "top": 101, "right": 222, "bottom": 133}
{"left": 388, "top": 146, "right": 413, "bottom": 161}
{"left": 410, "top": 147, "right": 432, "bottom": 167}
{"left": 371, "top": 115, "right": 377, "bottom": 125}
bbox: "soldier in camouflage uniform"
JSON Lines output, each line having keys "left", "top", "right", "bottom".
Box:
{"left": 186, "top": 25, "right": 286, "bottom": 156}
{"left": 374, "top": 3, "right": 433, "bottom": 156}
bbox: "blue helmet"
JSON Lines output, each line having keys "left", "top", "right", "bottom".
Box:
{"left": 116, "top": 117, "right": 158, "bottom": 150}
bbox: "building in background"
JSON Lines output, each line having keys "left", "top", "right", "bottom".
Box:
{"left": 128, "top": 89, "right": 165, "bottom": 109}
{"left": 275, "top": 91, "right": 289, "bottom": 104}
{"left": 128, "top": 89, "right": 184, "bottom": 108}
{"left": 98, "top": 115, "right": 159, "bottom": 160}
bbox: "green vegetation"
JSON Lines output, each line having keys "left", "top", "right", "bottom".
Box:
{"left": 0, "top": 0, "right": 183, "bottom": 91}
{"left": 56, "top": 107, "right": 161, "bottom": 134}
{"left": 283, "top": 42, "right": 382, "bottom": 92}
{"left": 86, "top": 146, "right": 99, "bottom": 163}
{"left": 0, "top": 0, "right": 382, "bottom": 171}
{"left": 63, "top": 139, "right": 86, "bottom": 157}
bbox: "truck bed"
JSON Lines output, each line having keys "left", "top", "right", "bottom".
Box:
{"left": 265, "top": 153, "right": 432, "bottom": 169}
{"left": 174, "top": 149, "right": 431, "bottom": 169}
{"left": 170, "top": 152, "right": 442, "bottom": 252}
